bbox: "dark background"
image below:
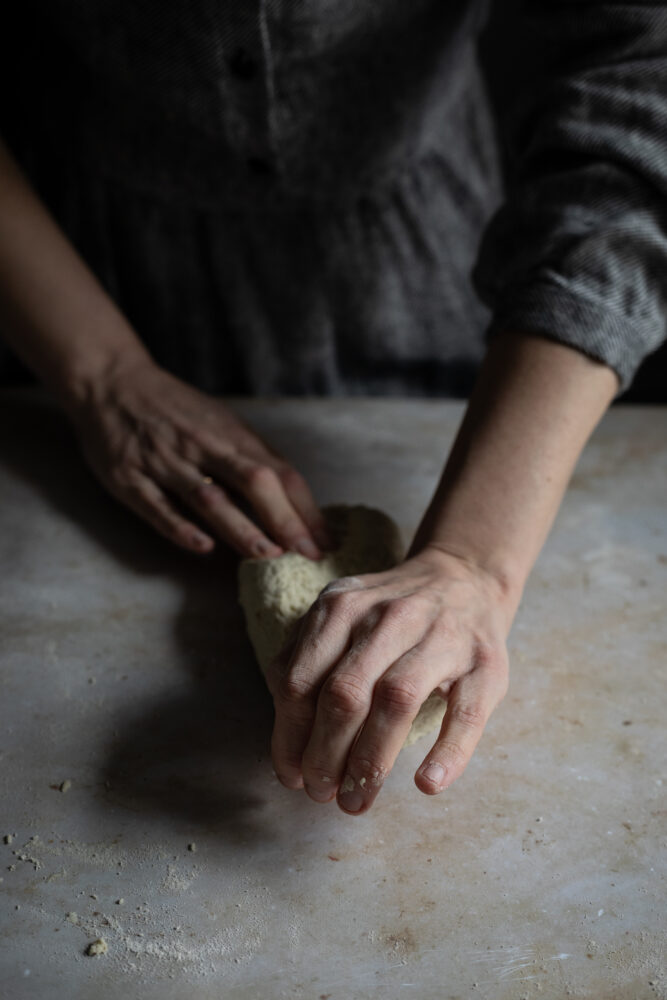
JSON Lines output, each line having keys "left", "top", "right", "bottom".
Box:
{"left": 1, "top": 1, "right": 665, "bottom": 403}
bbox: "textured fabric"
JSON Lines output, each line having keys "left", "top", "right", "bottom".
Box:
{"left": 474, "top": 1, "right": 667, "bottom": 392}
{"left": 1, "top": 0, "right": 666, "bottom": 396}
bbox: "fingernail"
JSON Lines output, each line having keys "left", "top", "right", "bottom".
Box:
{"left": 305, "top": 784, "right": 335, "bottom": 804}
{"left": 277, "top": 772, "right": 303, "bottom": 790}
{"left": 294, "top": 536, "right": 321, "bottom": 560}
{"left": 252, "top": 538, "right": 282, "bottom": 558}
{"left": 192, "top": 532, "right": 213, "bottom": 551}
{"left": 338, "top": 776, "right": 364, "bottom": 813}
{"left": 339, "top": 790, "right": 364, "bottom": 813}
{"left": 421, "top": 762, "right": 445, "bottom": 787}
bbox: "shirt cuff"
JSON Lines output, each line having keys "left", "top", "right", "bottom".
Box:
{"left": 485, "top": 276, "right": 660, "bottom": 395}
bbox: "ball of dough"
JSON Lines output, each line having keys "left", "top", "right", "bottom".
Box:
{"left": 238, "top": 504, "right": 445, "bottom": 747}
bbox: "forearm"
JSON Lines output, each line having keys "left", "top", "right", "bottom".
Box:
{"left": 0, "top": 137, "right": 150, "bottom": 410}
{"left": 409, "top": 331, "right": 619, "bottom": 625}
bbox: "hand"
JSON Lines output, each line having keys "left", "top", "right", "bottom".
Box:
{"left": 266, "top": 545, "right": 511, "bottom": 815}
{"left": 67, "top": 355, "right": 330, "bottom": 557}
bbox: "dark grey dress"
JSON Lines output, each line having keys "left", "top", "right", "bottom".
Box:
{"left": 2, "top": 1, "right": 666, "bottom": 396}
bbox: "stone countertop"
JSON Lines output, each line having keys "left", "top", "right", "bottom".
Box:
{"left": 0, "top": 389, "right": 665, "bottom": 1000}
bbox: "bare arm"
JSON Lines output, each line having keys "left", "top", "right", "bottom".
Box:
{"left": 409, "top": 330, "right": 620, "bottom": 625}
{"left": 0, "top": 136, "right": 150, "bottom": 408}
{"left": 268, "top": 331, "right": 618, "bottom": 813}
{"left": 0, "top": 138, "right": 328, "bottom": 556}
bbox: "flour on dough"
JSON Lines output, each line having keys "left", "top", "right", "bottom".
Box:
{"left": 238, "top": 504, "right": 445, "bottom": 747}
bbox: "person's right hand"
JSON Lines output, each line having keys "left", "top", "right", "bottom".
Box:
{"left": 66, "top": 355, "right": 331, "bottom": 558}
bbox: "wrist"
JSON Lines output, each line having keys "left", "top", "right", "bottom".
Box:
{"left": 56, "top": 338, "right": 153, "bottom": 417}
{"left": 408, "top": 538, "right": 525, "bottom": 630}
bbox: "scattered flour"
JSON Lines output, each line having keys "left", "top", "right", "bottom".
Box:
{"left": 161, "top": 864, "right": 201, "bottom": 894}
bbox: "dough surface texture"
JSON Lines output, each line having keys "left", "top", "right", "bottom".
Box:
{"left": 238, "top": 505, "right": 445, "bottom": 747}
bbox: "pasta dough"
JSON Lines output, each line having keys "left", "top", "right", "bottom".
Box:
{"left": 238, "top": 504, "right": 445, "bottom": 747}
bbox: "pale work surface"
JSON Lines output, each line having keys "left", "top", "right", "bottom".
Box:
{"left": 0, "top": 389, "right": 665, "bottom": 1000}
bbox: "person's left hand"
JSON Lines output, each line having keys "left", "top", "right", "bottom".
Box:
{"left": 265, "top": 544, "right": 512, "bottom": 815}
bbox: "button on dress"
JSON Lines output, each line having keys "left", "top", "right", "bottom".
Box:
{"left": 1, "top": 0, "right": 666, "bottom": 396}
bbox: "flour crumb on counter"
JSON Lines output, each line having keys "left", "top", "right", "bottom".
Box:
{"left": 187, "top": 843, "right": 197, "bottom": 853}
{"left": 11, "top": 838, "right": 42, "bottom": 871}
{"left": 4, "top": 834, "right": 13, "bottom": 845}
{"left": 66, "top": 912, "right": 78, "bottom": 924}
{"left": 59, "top": 780, "right": 72, "bottom": 793}
{"left": 86, "top": 938, "right": 108, "bottom": 957}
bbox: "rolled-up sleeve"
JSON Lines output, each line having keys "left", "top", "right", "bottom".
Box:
{"left": 472, "top": 1, "right": 667, "bottom": 392}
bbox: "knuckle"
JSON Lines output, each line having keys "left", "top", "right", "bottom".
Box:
{"left": 475, "top": 640, "right": 502, "bottom": 672}
{"left": 109, "top": 464, "right": 133, "bottom": 492}
{"left": 450, "top": 702, "right": 486, "bottom": 730}
{"left": 179, "top": 437, "right": 204, "bottom": 464}
{"left": 278, "top": 464, "right": 306, "bottom": 493}
{"left": 124, "top": 478, "right": 149, "bottom": 505}
{"left": 193, "top": 482, "right": 226, "bottom": 508}
{"left": 435, "top": 609, "right": 462, "bottom": 640}
{"left": 437, "top": 738, "right": 468, "bottom": 766}
{"left": 348, "top": 756, "right": 389, "bottom": 789}
{"left": 187, "top": 427, "right": 216, "bottom": 452}
{"left": 276, "top": 672, "right": 313, "bottom": 707}
{"left": 322, "top": 674, "right": 368, "bottom": 720}
{"left": 244, "top": 463, "right": 279, "bottom": 494}
{"left": 380, "top": 598, "right": 415, "bottom": 629}
{"left": 317, "top": 589, "right": 356, "bottom": 620}
{"left": 375, "top": 676, "right": 421, "bottom": 716}
{"left": 236, "top": 528, "right": 267, "bottom": 554}
{"left": 475, "top": 640, "right": 510, "bottom": 698}
{"left": 497, "top": 670, "right": 510, "bottom": 701}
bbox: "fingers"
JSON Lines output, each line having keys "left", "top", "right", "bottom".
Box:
{"left": 209, "top": 454, "right": 326, "bottom": 559}
{"left": 140, "top": 447, "right": 282, "bottom": 558}
{"left": 139, "top": 446, "right": 327, "bottom": 561}
{"left": 276, "top": 464, "right": 333, "bottom": 550}
{"left": 265, "top": 634, "right": 306, "bottom": 788}
{"left": 270, "top": 567, "right": 509, "bottom": 816}
{"left": 174, "top": 474, "right": 284, "bottom": 559}
{"left": 299, "top": 598, "right": 427, "bottom": 807}
{"left": 268, "top": 582, "right": 371, "bottom": 790}
{"left": 108, "top": 468, "right": 215, "bottom": 553}
{"left": 332, "top": 639, "right": 445, "bottom": 815}
{"left": 143, "top": 428, "right": 328, "bottom": 559}
{"left": 414, "top": 644, "right": 508, "bottom": 796}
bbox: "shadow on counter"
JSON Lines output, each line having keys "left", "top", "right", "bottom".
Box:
{"left": 0, "top": 387, "right": 286, "bottom": 846}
